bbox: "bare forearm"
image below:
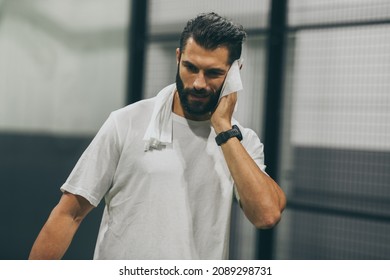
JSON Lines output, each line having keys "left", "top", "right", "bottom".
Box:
{"left": 211, "top": 93, "right": 285, "bottom": 228}
{"left": 29, "top": 193, "right": 93, "bottom": 260}
{"left": 220, "top": 137, "right": 286, "bottom": 228}
{"left": 29, "top": 209, "right": 81, "bottom": 259}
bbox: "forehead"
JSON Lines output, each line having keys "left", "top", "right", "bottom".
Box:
{"left": 181, "top": 38, "right": 230, "bottom": 69}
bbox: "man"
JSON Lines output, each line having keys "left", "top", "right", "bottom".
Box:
{"left": 29, "top": 12, "right": 286, "bottom": 260}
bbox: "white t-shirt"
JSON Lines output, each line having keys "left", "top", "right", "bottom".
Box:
{"left": 61, "top": 95, "right": 266, "bottom": 259}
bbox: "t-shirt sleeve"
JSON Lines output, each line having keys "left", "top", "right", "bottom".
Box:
{"left": 60, "top": 113, "right": 121, "bottom": 207}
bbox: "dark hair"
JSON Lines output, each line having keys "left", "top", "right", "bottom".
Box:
{"left": 179, "top": 12, "right": 247, "bottom": 65}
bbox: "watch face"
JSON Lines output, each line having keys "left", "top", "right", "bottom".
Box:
{"left": 233, "top": 125, "right": 243, "bottom": 141}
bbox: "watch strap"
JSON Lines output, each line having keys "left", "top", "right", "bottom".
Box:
{"left": 215, "top": 125, "right": 243, "bottom": 146}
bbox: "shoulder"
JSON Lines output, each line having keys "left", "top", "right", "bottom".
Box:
{"left": 95, "top": 97, "right": 157, "bottom": 141}
{"left": 111, "top": 97, "right": 156, "bottom": 120}
{"left": 108, "top": 83, "right": 175, "bottom": 129}
{"left": 109, "top": 97, "right": 156, "bottom": 126}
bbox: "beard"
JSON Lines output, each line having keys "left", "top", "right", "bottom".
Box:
{"left": 175, "top": 65, "right": 221, "bottom": 117}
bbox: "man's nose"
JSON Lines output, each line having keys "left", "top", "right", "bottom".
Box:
{"left": 193, "top": 72, "right": 207, "bottom": 90}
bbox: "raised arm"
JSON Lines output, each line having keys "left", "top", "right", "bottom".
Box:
{"left": 29, "top": 192, "right": 94, "bottom": 259}
{"left": 211, "top": 93, "right": 286, "bottom": 229}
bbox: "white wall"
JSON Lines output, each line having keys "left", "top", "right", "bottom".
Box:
{"left": 290, "top": 26, "right": 390, "bottom": 151}
{"left": 149, "top": 0, "right": 269, "bottom": 34}
{"left": 0, "top": 0, "right": 129, "bottom": 135}
{"left": 289, "top": 0, "right": 390, "bottom": 25}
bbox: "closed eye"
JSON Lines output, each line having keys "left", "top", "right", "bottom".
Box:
{"left": 205, "top": 69, "right": 226, "bottom": 78}
{"left": 182, "top": 61, "right": 198, "bottom": 73}
{"left": 181, "top": 60, "right": 226, "bottom": 78}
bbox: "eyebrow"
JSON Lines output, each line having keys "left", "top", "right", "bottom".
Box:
{"left": 182, "top": 60, "right": 227, "bottom": 75}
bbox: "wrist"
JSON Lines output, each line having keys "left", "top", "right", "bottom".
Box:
{"left": 215, "top": 125, "right": 243, "bottom": 146}
{"left": 212, "top": 121, "right": 232, "bottom": 134}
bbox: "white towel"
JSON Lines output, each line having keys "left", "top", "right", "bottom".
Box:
{"left": 143, "top": 59, "right": 243, "bottom": 151}
{"left": 219, "top": 59, "right": 243, "bottom": 102}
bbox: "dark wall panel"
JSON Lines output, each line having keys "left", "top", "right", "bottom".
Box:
{"left": 286, "top": 146, "right": 390, "bottom": 259}
{"left": 0, "top": 133, "right": 104, "bottom": 260}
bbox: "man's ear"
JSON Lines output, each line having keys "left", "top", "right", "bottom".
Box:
{"left": 176, "top": 48, "right": 181, "bottom": 64}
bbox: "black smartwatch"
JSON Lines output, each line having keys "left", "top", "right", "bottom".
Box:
{"left": 215, "top": 125, "right": 243, "bottom": 146}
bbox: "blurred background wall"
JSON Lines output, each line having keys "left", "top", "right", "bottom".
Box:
{"left": 0, "top": 0, "right": 129, "bottom": 259}
{"left": 1, "top": 0, "right": 390, "bottom": 260}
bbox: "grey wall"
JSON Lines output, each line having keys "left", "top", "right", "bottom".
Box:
{"left": 0, "top": 0, "right": 129, "bottom": 259}
{"left": 0, "top": 133, "right": 104, "bottom": 259}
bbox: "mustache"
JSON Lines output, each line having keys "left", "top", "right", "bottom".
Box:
{"left": 184, "top": 88, "right": 211, "bottom": 96}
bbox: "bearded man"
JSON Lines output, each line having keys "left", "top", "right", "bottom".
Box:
{"left": 29, "top": 12, "right": 286, "bottom": 260}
